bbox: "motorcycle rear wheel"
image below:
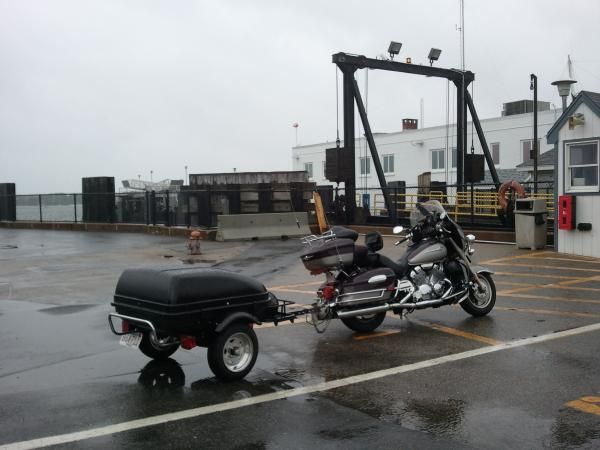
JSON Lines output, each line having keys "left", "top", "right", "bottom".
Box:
{"left": 461, "top": 273, "right": 496, "bottom": 317}
{"left": 340, "top": 311, "right": 386, "bottom": 333}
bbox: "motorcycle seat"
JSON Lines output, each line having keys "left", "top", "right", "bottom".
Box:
{"left": 367, "top": 253, "right": 407, "bottom": 277}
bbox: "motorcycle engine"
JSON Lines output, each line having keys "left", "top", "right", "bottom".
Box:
{"left": 410, "top": 264, "right": 449, "bottom": 301}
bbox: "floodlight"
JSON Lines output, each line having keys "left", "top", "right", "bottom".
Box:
{"left": 388, "top": 41, "right": 402, "bottom": 60}
{"left": 428, "top": 48, "right": 441, "bottom": 66}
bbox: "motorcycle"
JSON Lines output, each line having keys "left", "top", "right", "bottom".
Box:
{"left": 300, "top": 200, "right": 496, "bottom": 333}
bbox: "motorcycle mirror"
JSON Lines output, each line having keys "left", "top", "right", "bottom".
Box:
{"left": 466, "top": 234, "right": 476, "bottom": 242}
{"left": 393, "top": 226, "right": 404, "bottom": 234}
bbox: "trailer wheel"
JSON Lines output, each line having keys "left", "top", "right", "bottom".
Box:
{"left": 139, "top": 332, "right": 179, "bottom": 360}
{"left": 340, "top": 311, "right": 386, "bottom": 333}
{"left": 207, "top": 323, "right": 258, "bottom": 381}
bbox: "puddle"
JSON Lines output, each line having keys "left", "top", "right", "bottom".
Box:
{"left": 38, "top": 304, "right": 98, "bottom": 315}
{"left": 180, "top": 258, "right": 217, "bottom": 265}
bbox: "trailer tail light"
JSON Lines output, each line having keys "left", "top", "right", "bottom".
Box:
{"left": 179, "top": 335, "right": 197, "bottom": 350}
{"left": 121, "top": 320, "right": 130, "bottom": 333}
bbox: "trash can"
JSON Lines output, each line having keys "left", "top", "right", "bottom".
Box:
{"left": 514, "top": 198, "right": 547, "bottom": 250}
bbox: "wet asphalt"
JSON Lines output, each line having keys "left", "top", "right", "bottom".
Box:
{"left": 0, "top": 228, "right": 599, "bottom": 449}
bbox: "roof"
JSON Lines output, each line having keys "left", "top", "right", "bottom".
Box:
{"left": 547, "top": 91, "right": 600, "bottom": 144}
{"left": 515, "top": 148, "right": 556, "bottom": 169}
{"left": 482, "top": 168, "right": 530, "bottom": 184}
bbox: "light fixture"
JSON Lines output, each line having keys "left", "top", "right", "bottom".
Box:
{"left": 388, "top": 41, "right": 402, "bottom": 60}
{"left": 551, "top": 79, "right": 576, "bottom": 110}
{"left": 428, "top": 48, "right": 441, "bottom": 66}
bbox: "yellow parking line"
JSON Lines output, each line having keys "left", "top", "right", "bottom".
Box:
{"left": 488, "top": 262, "right": 600, "bottom": 273}
{"left": 270, "top": 288, "right": 315, "bottom": 295}
{"left": 496, "top": 281, "right": 600, "bottom": 293}
{"left": 497, "top": 292, "right": 600, "bottom": 305}
{"left": 411, "top": 319, "right": 501, "bottom": 345}
{"left": 496, "top": 306, "right": 600, "bottom": 318}
{"left": 480, "top": 251, "right": 551, "bottom": 264}
{"left": 566, "top": 397, "right": 600, "bottom": 416}
{"left": 494, "top": 271, "right": 583, "bottom": 280}
{"left": 268, "top": 281, "right": 322, "bottom": 290}
{"left": 527, "top": 257, "right": 600, "bottom": 264}
{"left": 354, "top": 330, "right": 401, "bottom": 341}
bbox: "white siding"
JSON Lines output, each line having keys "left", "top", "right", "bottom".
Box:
{"left": 292, "top": 109, "right": 558, "bottom": 187}
{"left": 556, "top": 102, "right": 600, "bottom": 257}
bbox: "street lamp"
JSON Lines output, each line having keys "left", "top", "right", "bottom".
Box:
{"left": 551, "top": 79, "right": 576, "bottom": 110}
{"left": 150, "top": 170, "right": 153, "bottom": 183}
{"left": 184, "top": 165, "right": 188, "bottom": 185}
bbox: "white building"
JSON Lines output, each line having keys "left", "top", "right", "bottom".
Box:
{"left": 292, "top": 101, "right": 560, "bottom": 188}
{"left": 550, "top": 90, "right": 600, "bottom": 256}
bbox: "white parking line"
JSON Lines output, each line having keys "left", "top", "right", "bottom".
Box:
{"left": 3, "top": 322, "right": 600, "bottom": 450}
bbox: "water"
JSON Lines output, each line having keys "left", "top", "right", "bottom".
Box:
{"left": 16, "top": 205, "right": 83, "bottom": 222}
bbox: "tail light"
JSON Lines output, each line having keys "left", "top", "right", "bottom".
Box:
{"left": 179, "top": 335, "right": 197, "bottom": 350}
{"left": 321, "top": 285, "right": 335, "bottom": 301}
{"left": 121, "top": 320, "right": 130, "bottom": 333}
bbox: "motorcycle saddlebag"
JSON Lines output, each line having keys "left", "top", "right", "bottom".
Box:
{"left": 336, "top": 267, "right": 396, "bottom": 307}
{"left": 112, "top": 268, "right": 276, "bottom": 333}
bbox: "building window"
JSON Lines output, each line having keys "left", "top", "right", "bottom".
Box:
{"left": 383, "top": 154, "right": 394, "bottom": 173}
{"left": 431, "top": 149, "right": 445, "bottom": 170}
{"left": 491, "top": 143, "right": 500, "bottom": 165}
{"left": 451, "top": 147, "right": 457, "bottom": 168}
{"left": 360, "top": 157, "right": 371, "bottom": 175}
{"left": 522, "top": 139, "right": 541, "bottom": 163}
{"left": 304, "top": 162, "right": 313, "bottom": 179}
{"left": 566, "top": 140, "right": 599, "bottom": 192}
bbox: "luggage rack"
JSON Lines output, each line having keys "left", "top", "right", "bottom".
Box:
{"left": 300, "top": 230, "right": 337, "bottom": 247}
{"left": 266, "top": 297, "right": 314, "bottom": 326}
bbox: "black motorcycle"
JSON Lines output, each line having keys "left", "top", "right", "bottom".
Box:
{"left": 300, "top": 200, "right": 496, "bottom": 333}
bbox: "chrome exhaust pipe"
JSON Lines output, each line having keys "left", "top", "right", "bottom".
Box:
{"left": 337, "top": 304, "right": 390, "bottom": 319}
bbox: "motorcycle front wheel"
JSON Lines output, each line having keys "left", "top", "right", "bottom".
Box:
{"left": 340, "top": 311, "right": 386, "bottom": 333}
{"left": 461, "top": 273, "right": 496, "bottom": 317}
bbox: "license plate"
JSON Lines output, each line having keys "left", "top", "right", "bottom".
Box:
{"left": 119, "top": 332, "right": 143, "bottom": 348}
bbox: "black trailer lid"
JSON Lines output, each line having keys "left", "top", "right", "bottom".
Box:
{"left": 114, "top": 268, "right": 267, "bottom": 305}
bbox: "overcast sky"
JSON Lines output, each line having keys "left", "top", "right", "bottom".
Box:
{"left": 1, "top": 0, "right": 599, "bottom": 194}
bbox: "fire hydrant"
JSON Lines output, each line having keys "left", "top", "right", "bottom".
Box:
{"left": 187, "top": 230, "right": 201, "bottom": 255}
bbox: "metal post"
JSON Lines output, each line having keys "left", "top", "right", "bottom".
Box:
{"left": 73, "top": 194, "right": 77, "bottom": 223}
{"left": 151, "top": 191, "right": 156, "bottom": 226}
{"left": 455, "top": 79, "right": 465, "bottom": 190}
{"left": 145, "top": 191, "right": 150, "bottom": 226}
{"left": 531, "top": 74, "right": 538, "bottom": 194}
{"left": 165, "top": 190, "right": 170, "bottom": 226}
{"left": 465, "top": 91, "right": 500, "bottom": 189}
{"left": 352, "top": 78, "right": 393, "bottom": 216}
{"left": 186, "top": 192, "right": 191, "bottom": 228}
{"left": 342, "top": 67, "right": 356, "bottom": 224}
{"left": 38, "top": 194, "right": 43, "bottom": 223}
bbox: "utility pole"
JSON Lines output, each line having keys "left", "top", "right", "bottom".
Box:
{"left": 530, "top": 74, "right": 538, "bottom": 194}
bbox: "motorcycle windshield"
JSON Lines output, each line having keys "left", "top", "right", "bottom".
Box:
{"left": 410, "top": 200, "right": 446, "bottom": 226}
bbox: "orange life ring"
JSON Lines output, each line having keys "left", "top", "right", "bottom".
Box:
{"left": 497, "top": 180, "right": 525, "bottom": 211}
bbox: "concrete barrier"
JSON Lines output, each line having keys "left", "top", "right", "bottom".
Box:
{"left": 216, "top": 212, "right": 311, "bottom": 241}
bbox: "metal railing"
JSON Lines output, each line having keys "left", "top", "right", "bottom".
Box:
{"left": 1, "top": 181, "right": 554, "bottom": 231}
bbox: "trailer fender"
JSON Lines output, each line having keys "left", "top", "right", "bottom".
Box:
{"left": 215, "top": 312, "right": 262, "bottom": 333}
